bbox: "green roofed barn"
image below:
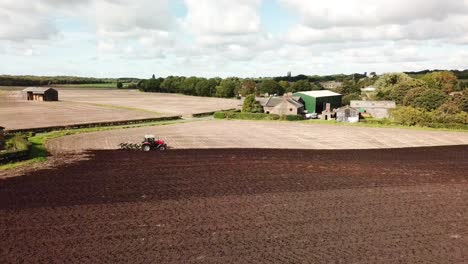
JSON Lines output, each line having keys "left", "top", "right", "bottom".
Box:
{"left": 293, "top": 90, "right": 342, "bottom": 114}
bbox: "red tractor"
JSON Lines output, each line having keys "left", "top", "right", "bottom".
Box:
{"left": 119, "top": 135, "right": 168, "bottom": 151}
{"left": 141, "top": 135, "right": 167, "bottom": 151}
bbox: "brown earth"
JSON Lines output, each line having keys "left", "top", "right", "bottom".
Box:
{"left": 1, "top": 146, "right": 467, "bottom": 263}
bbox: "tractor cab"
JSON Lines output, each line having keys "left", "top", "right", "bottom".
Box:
{"left": 143, "top": 135, "right": 156, "bottom": 144}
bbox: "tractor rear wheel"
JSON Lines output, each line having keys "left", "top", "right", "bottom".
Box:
{"left": 142, "top": 145, "right": 151, "bottom": 152}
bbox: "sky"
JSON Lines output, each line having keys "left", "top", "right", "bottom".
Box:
{"left": 0, "top": 0, "right": 468, "bottom": 78}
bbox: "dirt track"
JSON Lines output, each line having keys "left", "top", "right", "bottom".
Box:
{"left": 47, "top": 120, "right": 468, "bottom": 154}
{"left": 1, "top": 147, "right": 467, "bottom": 263}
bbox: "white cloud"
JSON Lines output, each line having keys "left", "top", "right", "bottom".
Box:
{"left": 286, "top": 16, "right": 468, "bottom": 44}
{"left": 183, "top": 0, "right": 262, "bottom": 46}
{"left": 0, "top": 1, "right": 57, "bottom": 41}
{"left": 280, "top": 0, "right": 468, "bottom": 60}
{"left": 281, "top": 0, "right": 468, "bottom": 28}
{"left": 87, "top": 0, "right": 176, "bottom": 60}
{"left": 93, "top": 0, "right": 172, "bottom": 37}
{"left": 0, "top": 0, "right": 467, "bottom": 77}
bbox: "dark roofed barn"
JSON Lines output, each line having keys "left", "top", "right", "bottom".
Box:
{"left": 22, "top": 87, "right": 59, "bottom": 102}
{"left": 262, "top": 95, "right": 304, "bottom": 116}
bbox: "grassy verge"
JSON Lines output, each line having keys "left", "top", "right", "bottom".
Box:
{"left": 0, "top": 119, "right": 188, "bottom": 170}
{"left": 303, "top": 119, "right": 468, "bottom": 132}
{"left": 214, "top": 111, "right": 303, "bottom": 121}
{"left": 213, "top": 113, "right": 467, "bottom": 132}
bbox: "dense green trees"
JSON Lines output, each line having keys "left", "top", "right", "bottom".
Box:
{"left": 138, "top": 77, "right": 164, "bottom": 92}
{"left": 290, "top": 80, "right": 312, "bottom": 93}
{"left": 239, "top": 80, "right": 257, "bottom": 96}
{"left": 372, "top": 72, "right": 467, "bottom": 127}
{"left": 388, "top": 78, "right": 428, "bottom": 104}
{"left": 390, "top": 106, "right": 467, "bottom": 128}
{"left": 403, "top": 88, "right": 446, "bottom": 111}
{"left": 195, "top": 78, "right": 218, "bottom": 97}
{"left": 180, "top": 77, "right": 199, "bottom": 95}
{"left": 421, "top": 71, "right": 458, "bottom": 94}
{"left": 375, "top": 72, "right": 462, "bottom": 111}
{"left": 160, "top": 76, "right": 183, "bottom": 93}
{"left": 375, "top": 73, "right": 413, "bottom": 100}
{"left": 259, "top": 79, "right": 284, "bottom": 95}
{"left": 215, "top": 78, "right": 240, "bottom": 98}
{"left": 342, "top": 93, "right": 361, "bottom": 106}
{"left": 0, "top": 75, "right": 138, "bottom": 86}
{"left": 278, "top": 81, "right": 290, "bottom": 92}
{"left": 116, "top": 82, "right": 123, "bottom": 89}
{"left": 242, "top": 94, "right": 263, "bottom": 113}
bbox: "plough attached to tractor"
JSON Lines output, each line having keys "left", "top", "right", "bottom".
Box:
{"left": 119, "top": 135, "right": 168, "bottom": 151}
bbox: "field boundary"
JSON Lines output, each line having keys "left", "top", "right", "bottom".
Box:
{"left": 192, "top": 108, "right": 237, "bottom": 118}
{"left": 5, "top": 115, "right": 182, "bottom": 134}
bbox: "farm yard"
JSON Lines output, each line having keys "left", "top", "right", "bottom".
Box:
{"left": 46, "top": 119, "right": 468, "bottom": 154}
{"left": 1, "top": 147, "right": 467, "bottom": 263}
{"left": 0, "top": 87, "right": 240, "bottom": 129}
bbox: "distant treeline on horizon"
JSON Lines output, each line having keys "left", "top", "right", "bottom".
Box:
{"left": 1, "top": 69, "right": 467, "bottom": 87}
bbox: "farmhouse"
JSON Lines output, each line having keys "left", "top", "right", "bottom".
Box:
{"left": 294, "top": 90, "right": 342, "bottom": 114}
{"left": 262, "top": 95, "right": 304, "bottom": 116}
{"left": 22, "top": 87, "right": 59, "bottom": 101}
{"left": 335, "top": 105, "right": 360, "bottom": 123}
{"left": 350, "top": 100, "right": 396, "bottom": 119}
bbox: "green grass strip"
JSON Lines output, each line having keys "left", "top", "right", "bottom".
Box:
{"left": 0, "top": 119, "right": 189, "bottom": 170}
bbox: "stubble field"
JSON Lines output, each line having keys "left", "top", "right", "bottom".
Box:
{"left": 0, "top": 88, "right": 239, "bottom": 129}
{"left": 47, "top": 119, "right": 468, "bottom": 154}
{"left": 0, "top": 146, "right": 467, "bottom": 263}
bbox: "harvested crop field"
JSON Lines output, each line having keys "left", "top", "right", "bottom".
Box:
{"left": 47, "top": 120, "right": 468, "bottom": 154}
{"left": 1, "top": 146, "right": 467, "bottom": 263}
{"left": 0, "top": 88, "right": 239, "bottom": 129}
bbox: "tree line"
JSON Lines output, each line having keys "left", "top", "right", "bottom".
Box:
{"left": 136, "top": 75, "right": 331, "bottom": 98}
{"left": 0, "top": 75, "right": 139, "bottom": 86}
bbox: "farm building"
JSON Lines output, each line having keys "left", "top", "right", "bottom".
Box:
{"left": 0, "top": 126, "right": 4, "bottom": 150}
{"left": 350, "top": 100, "right": 396, "bottom": 118}
{"left": 320, "top": 81, "right": 343, "bottom": 90}
{"left": 335, "top": 106, "right": 360, "bottom": 123}
{"left": 361, "top": 86, "right": 377, "bottom": 92}
{"left": 22, "top": 87, "right": 59, "bottom": 101}
{"left": 294, "top": 90, "right": 342, "bottom": 114}
{"left": 262, "top": 95, "right": 304, "bottom": 116}
{"left": 321, "top": 103, "right": 334, "bottom": 121}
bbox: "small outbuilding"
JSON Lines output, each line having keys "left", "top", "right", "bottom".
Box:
{"left": 335, "top": 105, "right": 360, "bottom": 123}
{"left": 294, "top": 90, "right": 342, "bottom": 114}
{"left": 350, "top": 100, "right": 396, "bottom": 119}
{"left": 22, "top": 87, "right": 59, "bottom": 101}
{"left": 262, "top": 94, "right": 304, "bottom": 116}
{"left": 320, "top": 81, "right": 343, "bottom": 90}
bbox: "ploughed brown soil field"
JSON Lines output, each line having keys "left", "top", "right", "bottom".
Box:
{"left": 1, "top": 146, "right": 467, "bottom": 263}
